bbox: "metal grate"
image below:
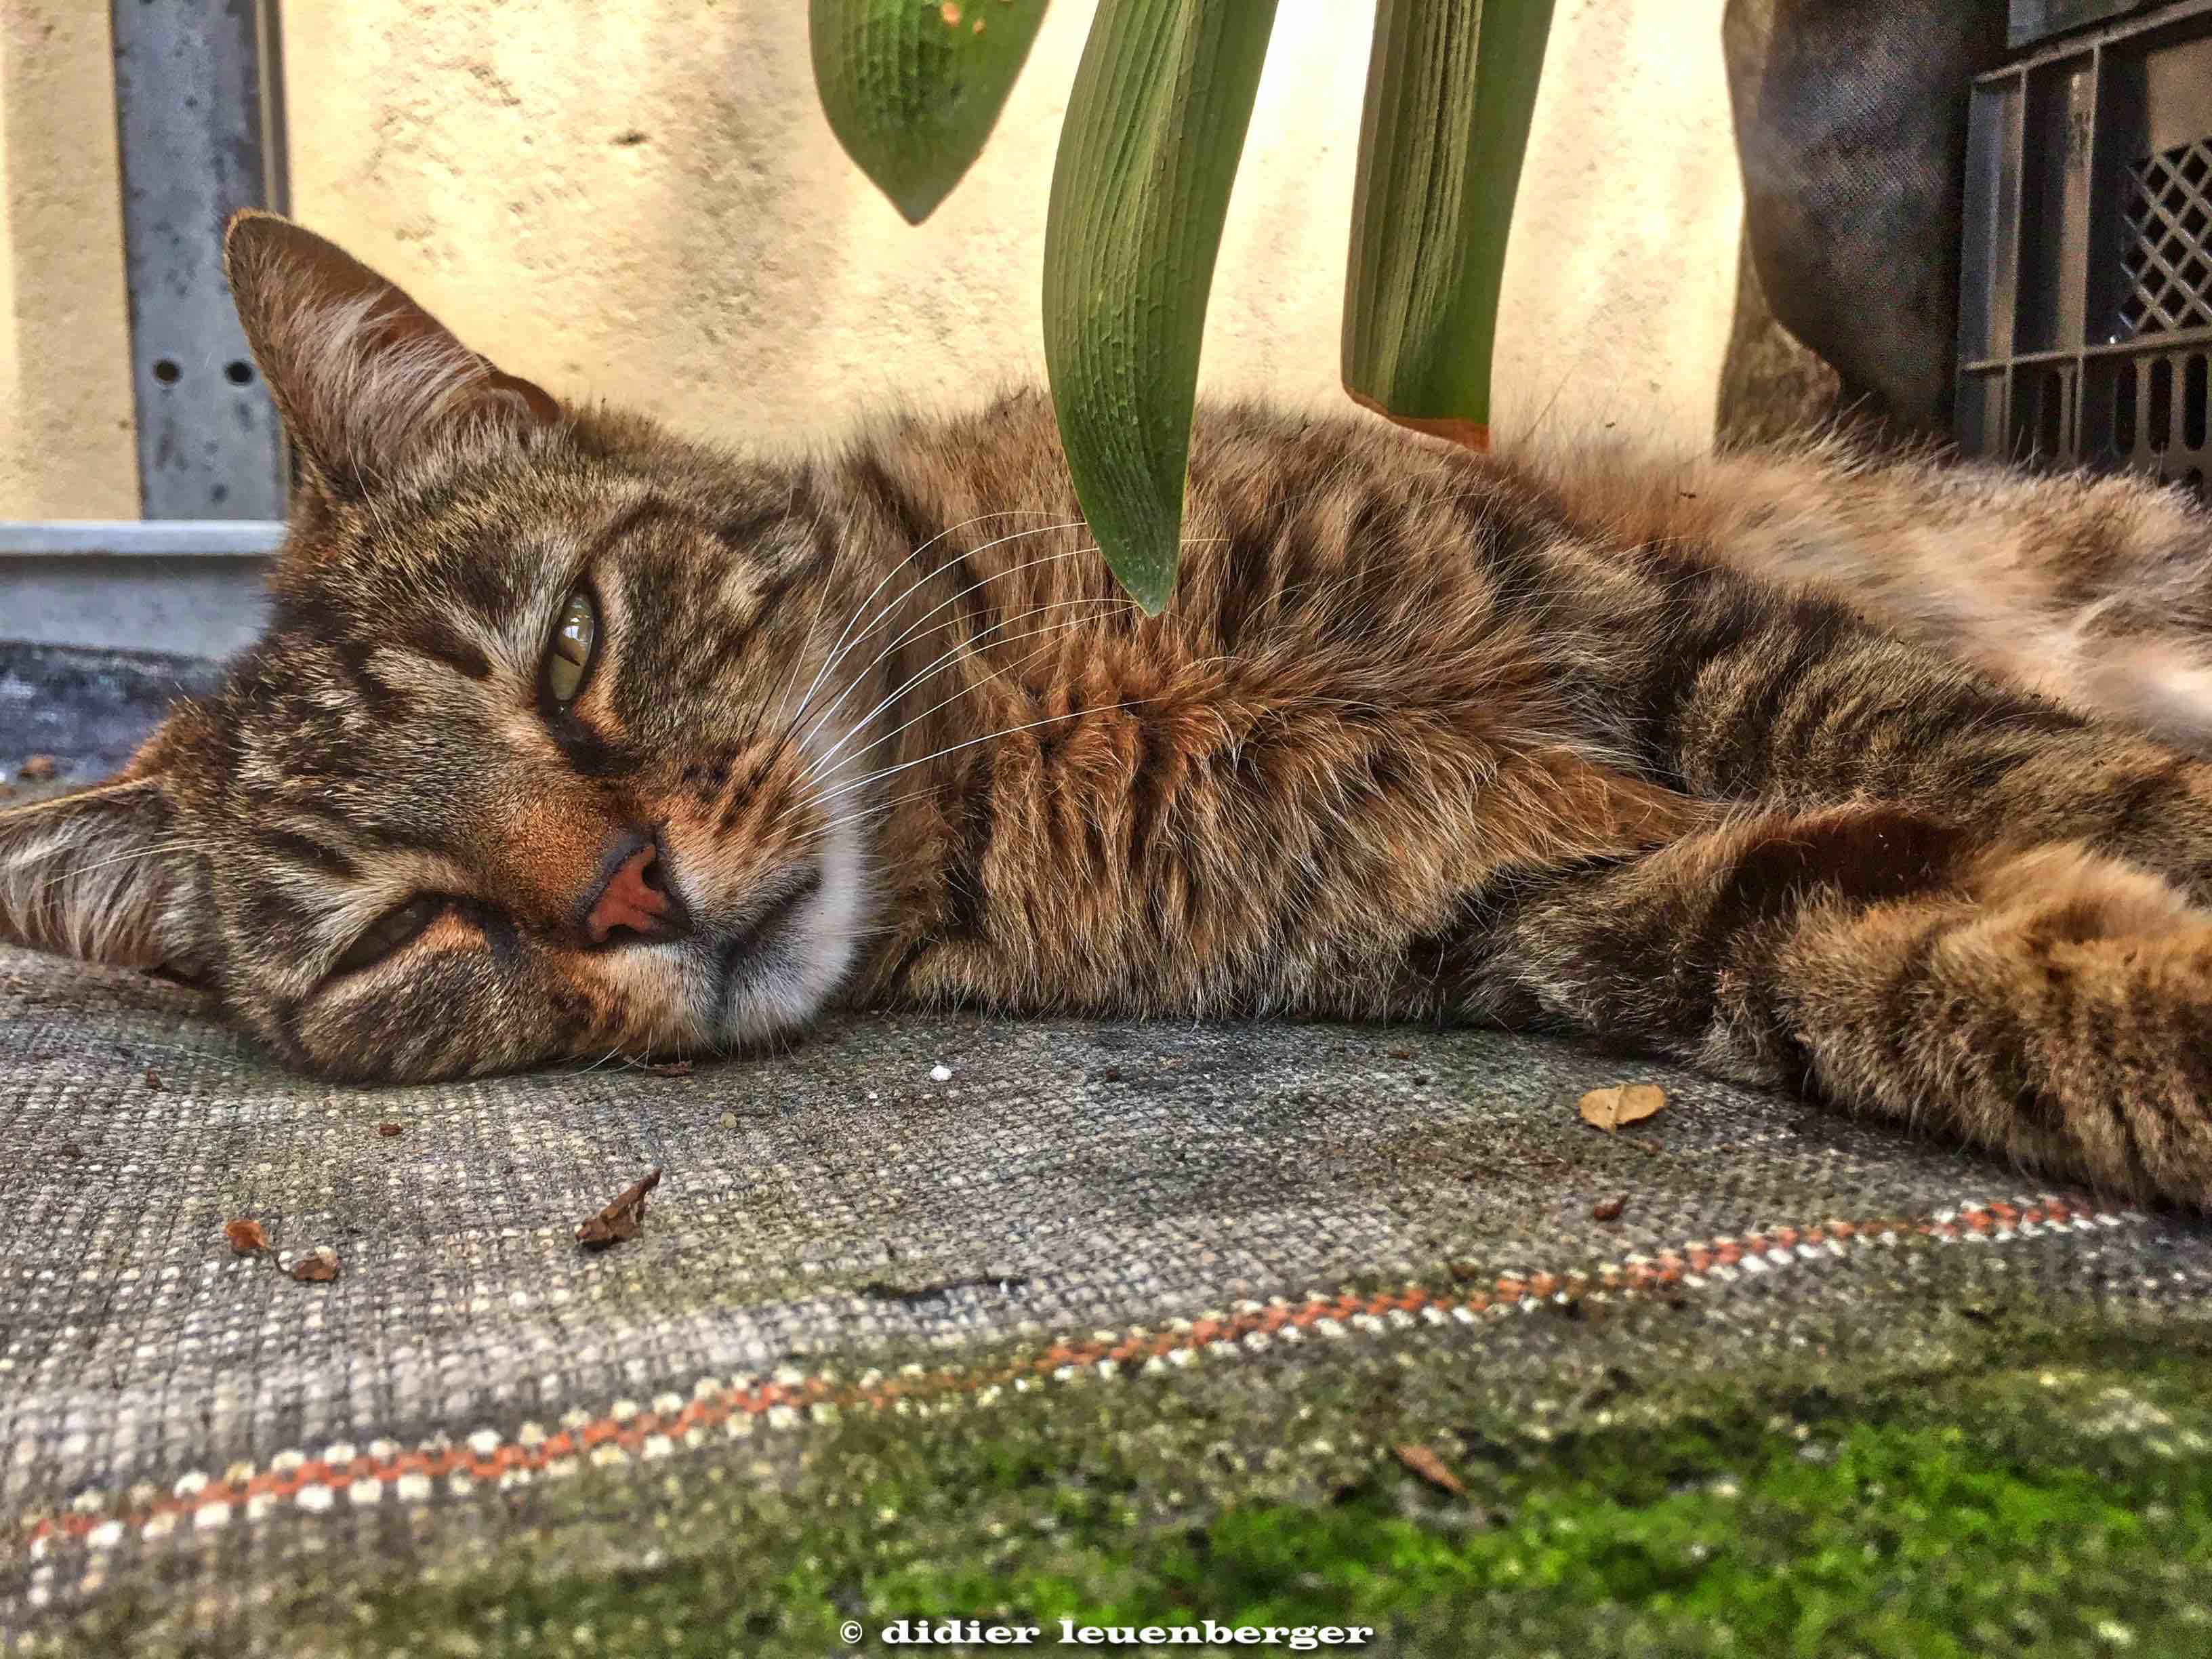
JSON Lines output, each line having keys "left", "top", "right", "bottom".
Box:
{"left": 2120, "top": 136, "right": 2212, "bottom": 337}
{"left": 2011, "top": 2, "right": 2165, "bottom": 49}
{"left": 1959, "top": 1, "right": 2212, "bottom": 494}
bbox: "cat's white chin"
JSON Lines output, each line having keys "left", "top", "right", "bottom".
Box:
{"left": 710, "top": 816, "right": 869, "bottom": 1047}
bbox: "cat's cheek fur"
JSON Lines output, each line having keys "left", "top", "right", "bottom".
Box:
{"left": 716, "top": 815, "right": 873, "bottom": 1046}
{"left": 550, "top": 943, "right": 722, "bottom": 1060}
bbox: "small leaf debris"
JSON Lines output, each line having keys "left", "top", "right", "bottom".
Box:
{"left": 222, "top": 1219, "right": 340, "bottom": 1284}
{"left": 577, "top": 1167, "right": 662, "bottom": 1250}
{"left": 376, "top": 1122, "right": 403, "bottom": 1138}
{"left": 1393, "top": 1443, "right": 1467, "bottom": 1497}
{"left": 1578, "top": 1083, "right": 1667, "bottom": 1135}
{"left": 144, "top": 1068, "right": 162, "bottom": 1091}
{"left": 17, "top": 754, "right": 58, "bottom": 782}
{"left": 859, "top": 1273, "right": 1031, "bottom": 1304}
{"left": 1592, "top": 1195, "right": 1627, "bottom": 1222}
{"left": 645, "top": 1060, "right": 693, "bottom": 1078}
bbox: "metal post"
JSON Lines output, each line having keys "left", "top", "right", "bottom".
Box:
{"left": 109, "top": 0, "right": 290, "bottom": 520}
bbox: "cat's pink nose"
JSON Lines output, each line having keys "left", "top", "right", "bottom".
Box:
{"left": 578, "top": 835, "right": 687, "bottom": 946}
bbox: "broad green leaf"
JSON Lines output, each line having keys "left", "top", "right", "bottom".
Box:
{"left": 1043, "top": 0, "right": 1279, "bottom": 614}
{"left": 811, "top": 0, "right": 1051, "bottom": 225}
{"left": 1343, "top": 0, "right": 1556, "bottom": 451}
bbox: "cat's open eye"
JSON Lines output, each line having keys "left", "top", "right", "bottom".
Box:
{"left": 541, "top": 587, "right": 599, "bottom": 708}
{"left": 332, "top": 895, "right": 447, "bottom": 977}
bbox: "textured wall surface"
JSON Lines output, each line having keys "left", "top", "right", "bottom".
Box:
{"left": 0, "top": 0, "right": 138, "bottom": 518}
{"left": 0, "top": 0, "right": 1742, "bottom": 517}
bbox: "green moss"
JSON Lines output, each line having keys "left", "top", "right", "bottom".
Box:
{"left": 266, "top": 1326, "right": 2212, "bottom": 1658}
{"left": 47, "top": 1305, "right": 2212, "bottom": 1658}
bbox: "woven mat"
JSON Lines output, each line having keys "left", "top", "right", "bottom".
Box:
{"left": 4, "top": 934, "right": 2212, "bottom": 1651}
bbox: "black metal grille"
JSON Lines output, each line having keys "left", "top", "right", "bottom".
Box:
{"left": 1959, "top": 2, "right": 2212, "bottom": 493}
{"left": 2121, "top": 136, "right": 2212, "bottom": 336}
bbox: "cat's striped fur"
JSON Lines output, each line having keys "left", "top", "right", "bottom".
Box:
{"left": 1553, "top": 441, "right": 2212, "bottom": 757}
{"left": 9, "top": 213, "right": 2212, "bottom": 1208}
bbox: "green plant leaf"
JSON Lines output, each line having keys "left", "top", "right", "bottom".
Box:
{"left": 810, "top": 0, "right": 1052, "bottom": 225}
{"left": 1042, "top": 0, "right": 1280, "bottom": 614}
{"left": 1342, "top": 0, "right": 1557, "bottom": 451}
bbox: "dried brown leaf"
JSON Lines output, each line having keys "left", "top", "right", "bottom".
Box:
{"left": 1592, "top": 1195, "right": 1627, "bottom": 1222}
{"left": 645, "top": 1061, "right": 693, "bottom": 1078}
{"left": 287, "top": 1247, "right": 340, "bottom": 1283}
{"left": 143, "top": 1068, "right": 162, "bottom": 1091}
{"left": 577, "top": 1167, "right": 662, "bottom": 1249}
{"left": 1578, "top": 1083, "right": 1667, "bottom": 1134}
{"left": 224, "top": 1219, "right": 268, "bottom": 1255}
{"left": 375, "top": 1122, "right": 403, "bottom": 1138}
{"left": 1393, "top": 1443, "right": 1467, "bottom": 1497}
{"left": 17, "top": 754, "right": 58, "bottom": 782}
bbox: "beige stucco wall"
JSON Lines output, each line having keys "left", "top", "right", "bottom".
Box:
{"left": 0, "top": 0, "right": 1742, "bottom": 519}
{"left": 0, "top": 0, "right": 138, "bottom": 518}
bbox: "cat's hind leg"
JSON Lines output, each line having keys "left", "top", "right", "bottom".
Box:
{"left": 1448, "top": 802, "right": 2212, "bottom": 1207}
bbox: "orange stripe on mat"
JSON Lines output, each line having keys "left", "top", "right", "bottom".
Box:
{"left": 16, "top": 1195, "right": 2128, "bottom": 1555}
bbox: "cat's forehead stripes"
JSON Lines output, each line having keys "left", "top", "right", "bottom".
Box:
{"left": 359, "top": 642, "right": 512, "bottom": 716}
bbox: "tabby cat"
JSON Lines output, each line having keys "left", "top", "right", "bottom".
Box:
{"left": 9, "top": 212, "right": 2212, "bottom": 1211}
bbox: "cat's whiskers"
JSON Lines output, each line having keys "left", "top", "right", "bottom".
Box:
{"left": 792, "top": 789, "right": 935, "bottom": 850}
{"left": 800, "top": 698, "right": 1176, "bottom": 819}
{"left": 826, "top": 527, "right": 1093, "bottom": 675}
{"left": 770, "top": 607, "right": 1130, "bottom": 842}
{"left": 756, "top": 522, "right": 1090, "bottom": 793}
{"left": 790, "top": 527, "right": 1234, "bottom": 804}
{"left": 26, "top": 838, "right": 200, "bottom": 897}
{"left": 819, "top": 512, "right": 1084, "bottom": 682}
{"left": 799, "top": 595, "right": 1132, "bottom": 785}
{"left": 802, "top": 639, "right": 1250, "bottom": 834}
{"left": 790, "top": 510, "right": 1050, "bottom": 728}
{"left": 737, "top": 499, "right": 848, "bottom": 759}
{"left": 780, "top": 512, "right": 1080, "bottom": 755}
{"left": 790, "top": 529, "right": 1096, "bottom": 758}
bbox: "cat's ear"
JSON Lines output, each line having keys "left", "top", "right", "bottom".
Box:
{"left": 0, "top": 774, "right": 209, "bottom": 978}
{"left": 223, "top": 210, "right": 561, "bottom": 495}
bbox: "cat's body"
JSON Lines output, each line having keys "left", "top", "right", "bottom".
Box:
{"left": 10, "top": 215, "right": 2212, "bottom": 1210}
{"left": 1584, "top": 442, "right": 2212, "bottom": 758}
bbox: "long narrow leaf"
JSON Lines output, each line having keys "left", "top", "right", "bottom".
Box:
{"left": 1343, "top": 0, "right": 1556, "bottom": 451}
{"left": 1043, "top": 0, "right": 1280, "bottom": 613}
{"left": 811, "top": 0, "right": 1051, "bottom": 225}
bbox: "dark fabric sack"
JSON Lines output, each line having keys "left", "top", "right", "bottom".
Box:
{"left": 1723, "top": 0, "right": 2009, "bottom": 436}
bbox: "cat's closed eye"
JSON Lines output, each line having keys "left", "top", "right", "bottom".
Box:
{"left": 542, "top": 587, "right": 599, "bottom": 708}
{"left": 331, "top": 895, "right": 450, "bottom": 977}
